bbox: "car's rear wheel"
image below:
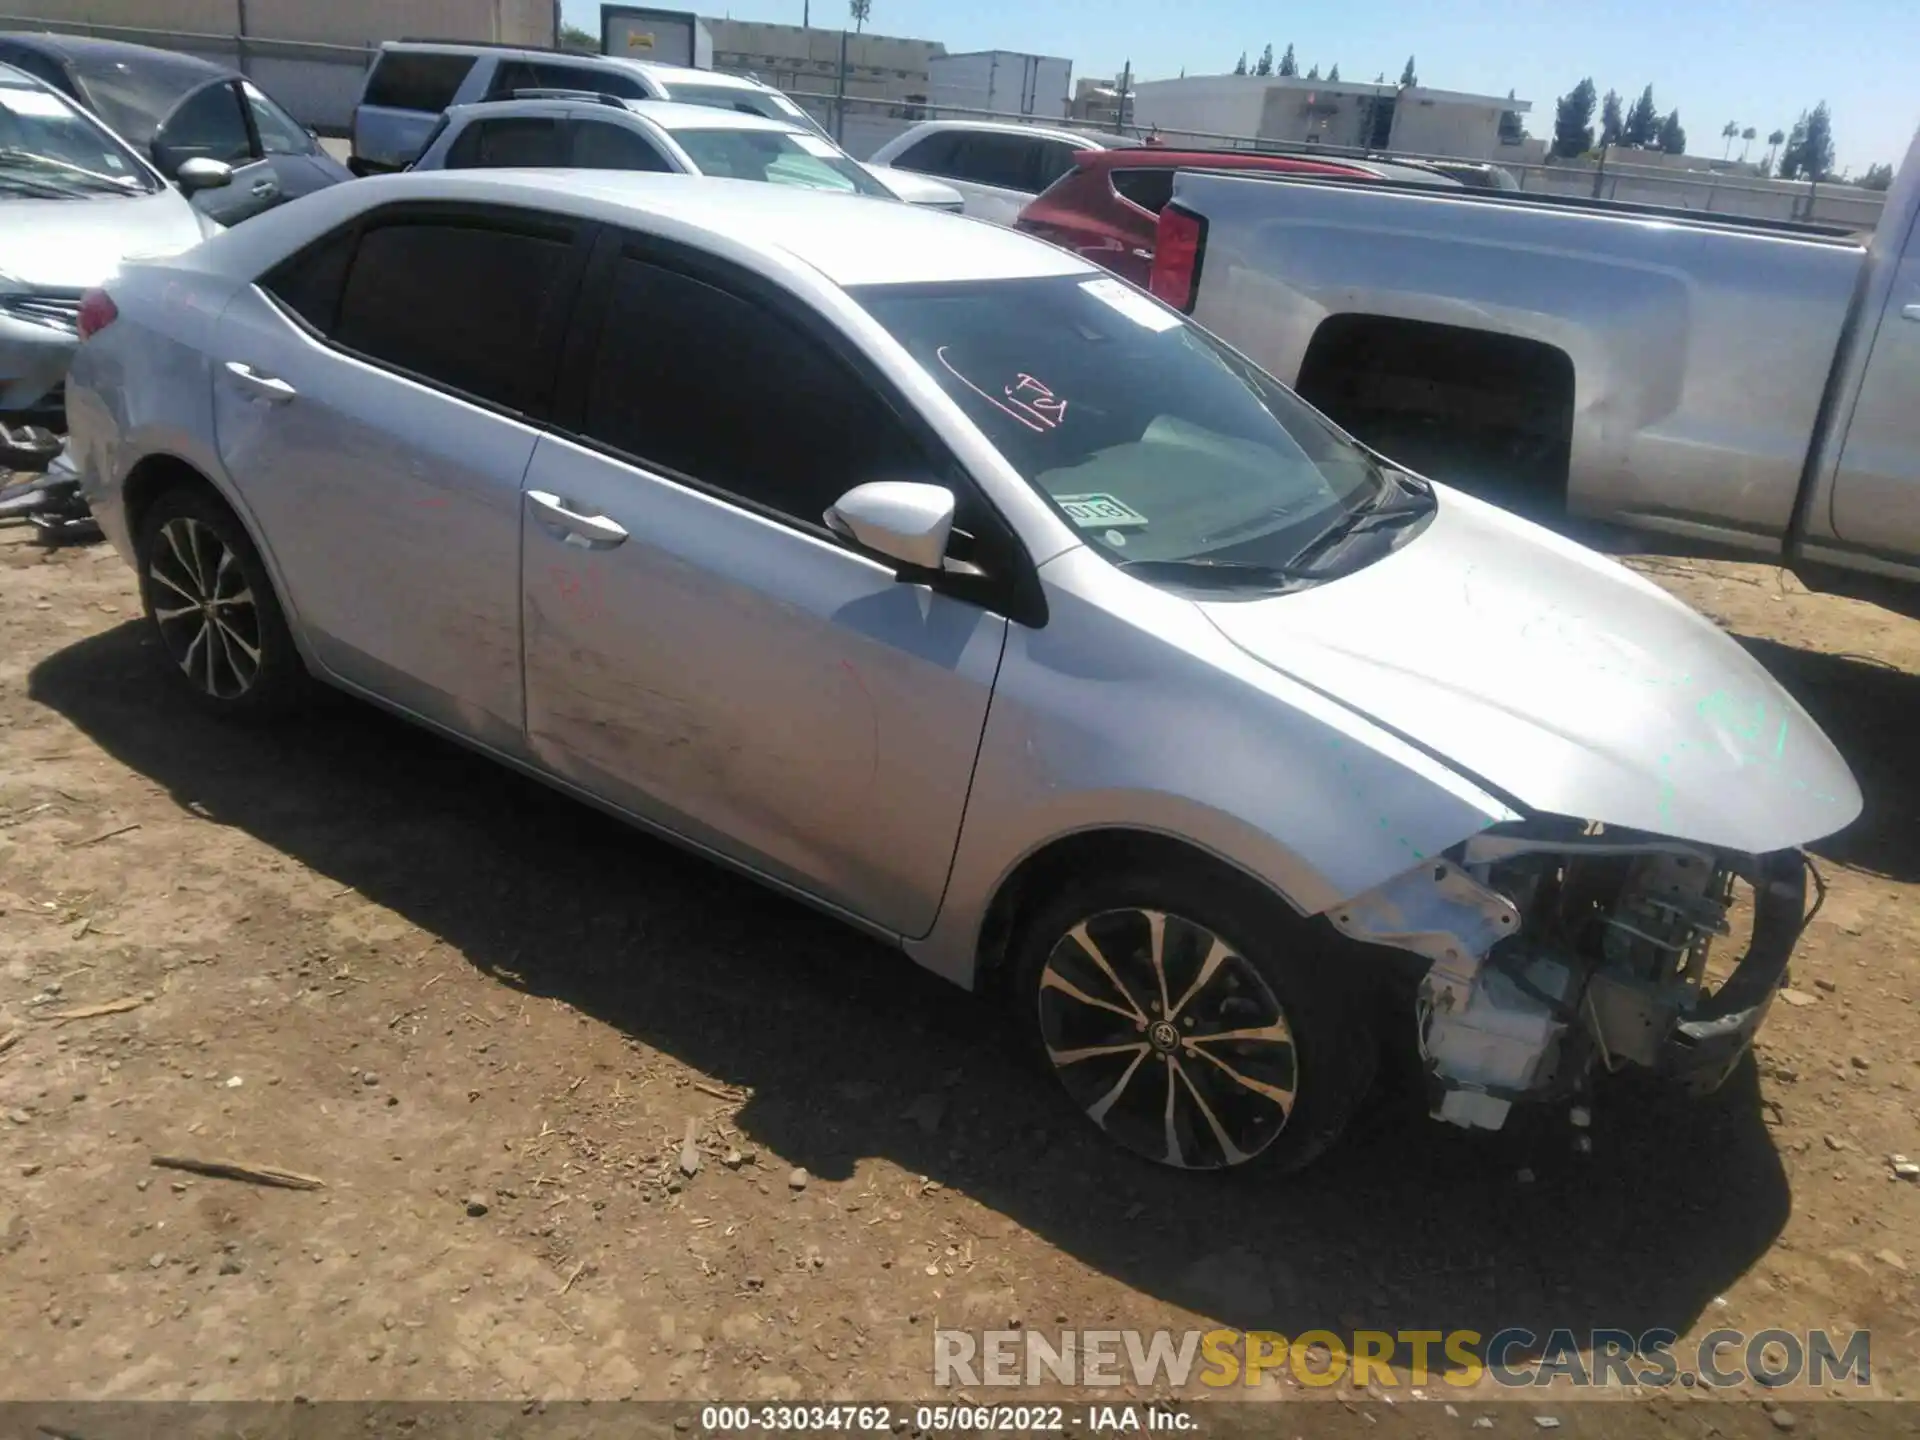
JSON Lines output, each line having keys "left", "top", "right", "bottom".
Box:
{"left": 137, "top": 486, "right": 305, "bottom": 716}
{"left": 1012, "top": 863, "right": 1376, "bottom": 1173}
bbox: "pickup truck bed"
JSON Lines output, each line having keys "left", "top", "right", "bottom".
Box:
{"left": 1161, "top": 144, "right": 1920, "bottom": 598}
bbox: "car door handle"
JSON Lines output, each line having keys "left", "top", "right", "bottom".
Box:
{"left": 527, "top": 489, "right": 628, "bottom": 548}
{"left": 223, "top": 361, "right": 296, "bottom": 403}
{"left": 250, "top": 179, "right": 278, "bottom": 197}
{"left": 1901, "top": 303, "right": 1920, "bottom": 322}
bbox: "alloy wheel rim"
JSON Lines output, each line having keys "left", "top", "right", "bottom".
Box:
{"left": 1037, "top": 908, "right": 1297, "bottom": 1169}
{"left": 148, "top": 517, "right": 261, "bottom": 700}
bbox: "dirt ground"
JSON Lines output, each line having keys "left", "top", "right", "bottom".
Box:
{"left": 3, "top": 515, "right": 1918, "bottom": 1432}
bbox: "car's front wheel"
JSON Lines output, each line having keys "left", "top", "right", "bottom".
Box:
{"left": 137, "top": 485, "right": 305, "bottom": 716}
{"left": 1013, "top": 862, "right": 1376, "bottom": 1173}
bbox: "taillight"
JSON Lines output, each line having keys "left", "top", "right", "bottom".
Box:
{"left": 77, "top": 288, "right": 118, "bottom": 341}
{"left": 1148, "top": 205, "right": 1205, "bottom": 313}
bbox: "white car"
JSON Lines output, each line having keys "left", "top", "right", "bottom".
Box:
{"left": 410, "top": 95, "right": 958, "bottom": 211}
{"left": 868, "top": 120, "right": 1141, "bottom": 224}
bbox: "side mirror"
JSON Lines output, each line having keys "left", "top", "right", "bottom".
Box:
{"left": 825, "top": 481, "right": 955, "bottom": 571}
{"left": 174, "top": 157, "right": 234, "bottom": 194}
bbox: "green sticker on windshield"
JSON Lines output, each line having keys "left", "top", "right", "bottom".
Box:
{"left": 1056, "top": 493, "right": 1149, "bottom": 529}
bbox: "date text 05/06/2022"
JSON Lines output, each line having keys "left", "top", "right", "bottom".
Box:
{"left": 697, "top": 1404, "right": 1195, "bottom": 1432}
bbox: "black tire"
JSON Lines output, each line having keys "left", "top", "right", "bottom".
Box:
{"left": 1011, "top": 861, "right": 1377, "bottom": 1174}
{"left": 136, "top": 484, "right": 307, "bottom": 718}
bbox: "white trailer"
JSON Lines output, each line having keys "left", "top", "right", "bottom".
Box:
{"left": 599, "top": 5, "right": 714, "bottom": 70}
{"left": 928, "top": 50, "right": 1071, "bottom": 119}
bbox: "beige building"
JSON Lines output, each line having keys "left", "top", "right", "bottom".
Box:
{"left": 1, "top": 0, "right": 556, "bottom": 46}
{"left": 1130, "top": 74, "right": 1530, "bottom": 162}
{"left": 707, "top": 18, "right": 943, "bottom": 107}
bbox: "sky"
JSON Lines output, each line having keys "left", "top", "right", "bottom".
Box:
{"left": 563, "top": 0, "right": 1919, "bottom": 175}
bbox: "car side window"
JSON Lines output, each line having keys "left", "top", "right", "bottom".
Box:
{"left": 1109, "top": 167, "right": 1175, "bottom": 214}
{"left": 0, "top": 45, "right": 72, "bottom": 96}
{"left": 443, "top": 116, "right": 567, "bottom": 168}
{"left": 490, "top": 60, "right": 648, "bottom": 101}
{"left": 364, "top": 52, "right": 476, "bottom": 112}
{"left": 155, "top": 81, "right": 254, "bottom": 168}
{"left": 570, "top": 119, "right": 671, "bottom": 171}
{"left": 578, "top": 255, "right": 929, "bottom": 528}
{"left": 1033, "top": 140, "right": 1079, "bottom": 190}
{"left": 242, "top": 81, "right": 312, "bottom": 156}
{"left": 261, "top": 225, "right": 359, "bottom": 333}
{"left": 890, "top": 130, "right": 958, "bottom": 177}
{"left": 951, "top": 133, "right": 1041, "bottom": 192}
{"left": 330, "top": 218, "right": 578, "bottom": 414}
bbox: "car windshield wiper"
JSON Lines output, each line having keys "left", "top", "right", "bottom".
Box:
{"left": 0, "top": 150, "right": 139, "bottom": 195}
{"left": 0, "top": 167, "right": 89, "bottom": 199}
{"left": 1113, "top": 557, "right": 1305, "bottom": 590}
{"left": 1281, "top": 467, "right": 1435, "bottom": 574}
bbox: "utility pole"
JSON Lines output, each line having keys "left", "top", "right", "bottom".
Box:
{"left": 803, "top": 1, "right": 809, "bottom": 28}
{"left": 834, "top": 26, "right": 848, "bottom": 143}
{"left": 1117, "top": 58, "right": 1131, "bottom": 132}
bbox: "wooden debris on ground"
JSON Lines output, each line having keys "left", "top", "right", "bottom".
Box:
{"left": 149, "top": 1155, "right": 326, "bottom": 1191}
{"left": 46, "top": 996, "right": 146, "bottom": 1025}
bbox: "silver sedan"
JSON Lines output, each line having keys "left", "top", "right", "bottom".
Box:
{"left": 64, "top": 171, "right": 1861, "bottom": 1173}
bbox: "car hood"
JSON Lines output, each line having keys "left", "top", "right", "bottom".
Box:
{"left": 862, "top": 164, "right": 965, "bottom": 210}
{"left": 0, "top": 188, "right": 209, "bottom": 290}
{"left": 1198, "top": 486, "right": 1862, "bottom": 855}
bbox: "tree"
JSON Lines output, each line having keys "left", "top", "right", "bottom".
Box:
{"left": 1740, "top": 125, "right": 1757, "bottom": 162}
{"left": 1860, "top": 162, "right": 1894, "bottom": 190}
{"left": 1278, "top": 44, "right": 1298, "bottom": 77}
{"left": 1498, "top": 88, "right": 1524, "bottom": 144}
{"left": 1255, "top": 44, "right": 1272, "bottom": 76}
{"left": 1721, "top": 120, "right": 1739, "bottom": 159}
{"left": 1622, "top": 85, "right": 1658, "bottom": 147}
{"left": 1233, "top": 51, "right": 1248, "bottom": 75}
{"left": 1762, "top": 127, "right": 1786, "bottom": 173}
{"left": 559, "top": 21, "right": 596, "bottom": 51}
{"left": 1399, "top": 56, "right": 1417, "bottom": 87}
{"left": 1778, "top": 111, "right": 1810, "bottom": 178}
{"left": 1599, "top": 89, "right": 1623, "bottom": 147}
{"left": 1551, "top": 77, "right": 1597, "bottom": 158}
{"left": 1658, "top": 110, "right": 1687, "bottom": 155}
{"left": 1327, "top": 63, "right": 1340, "bottom": 81}
{"left": 1305, "top": 64, "right": 1320, "bottom": 81}
{"left": 848, "top": 0, "right": 870, "bottom": 33}
{"left": 1800, "top": 101, "right": 1836, "bottom": 180}
{"left": 1375, "top": 72, "right": 1386, "bottom": 84}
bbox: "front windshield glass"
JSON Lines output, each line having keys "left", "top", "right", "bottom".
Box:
{"left": 854, "top": 274, "right": 1389, "bottom": 569}
{"left": 69, "top": 52, "right": 206, "bottom": 146}
{"left": 664, "top": 81, "right": 835, "bottom": 140}
{"left": 0, "top": 83, "right": 155, "bottom": 198}
{"left": 674, "top": 127, "right": 888, "bottom": 196}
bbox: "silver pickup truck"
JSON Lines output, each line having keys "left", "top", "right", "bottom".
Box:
{"left": 1152, "top": 128, "right": 1920, "bottom": 607}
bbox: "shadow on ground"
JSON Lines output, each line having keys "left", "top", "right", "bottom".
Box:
{"left": 33, "top": 623, "right": 1797, "bottom": 1352}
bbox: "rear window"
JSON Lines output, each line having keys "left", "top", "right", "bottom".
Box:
{"left": 363, "top": 51, "right": 476, "bottom": 113}
{"left": 1109, "top": 167, "right": 1174, "bottom": 214}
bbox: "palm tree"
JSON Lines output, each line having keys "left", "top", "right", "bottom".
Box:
{"left": 1721, "top": 120, "right": 1739, "bottom": 159}
{"left": 1740, "top": 126, "right": 1757, "bottom": 163}
{"left": 1765, "top": 128, "right": 1786, "bottom": 173}
{"left": 848, "top": 0, "right": 870, "bottom": 32}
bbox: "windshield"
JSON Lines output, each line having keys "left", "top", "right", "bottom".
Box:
{"left": 854, "top": 274, "right": 1390, "bottom": 572}
{"left": 663, "top": 81, "right": 835, "bottom": 140}
{"left": 69, "top": 52, "right": 208, "bottom": 146}
{"left": 673, "top": 127, "right": 888, "bottom": 196}
{"left": 0, "top": 83, "right": 155, "bottom": 198}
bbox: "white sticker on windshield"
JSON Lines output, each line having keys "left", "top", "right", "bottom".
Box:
{"left": 1080, "top": 276, "right": 1182, "bottom": 333}
{"left": 1, "top": 90, "right": 70, "bottom": 118}
{"left": 1056, "top": 493, "right": 1150, "bottom": 529}
{"left": 792, "top": 133, "right": 841, "bottom": 158}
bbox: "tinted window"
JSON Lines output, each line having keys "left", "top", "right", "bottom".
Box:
{"left": 334, "top": 219, "right": 576, "bottom": 413}
{"left": 890, "top": 130, "right": 959, "bottom": 176}
{"left": 364, "top": 51, "right": 476, "bottom": 112}
{"left": 489, "top": 60, "right": 648, "bottom": 100}
{"left": 443, "top": 116, "right": 566, "bottom": 169}
{"left": 242, "top": 80, "right": 312, "bottom": 155}
{"left": 570, "top": 119, "right": 671, "bottom": 171}
{"left": 673, "top": 127, "right": 887, "bottom": 195}
{"left": 580, "top": 256, "right": 927, "bottom": 526}
{"left": 1033, "top": 140, "right": 1079, "bottom": 189}
{"left": 262, "top": 225, "right": 358, "bottom": 332}
{"left": 0, "top": 46, "right": 72, "bottom": 95}
{"left": 1110, "top": 167, "right": 1174, "bottom": 213}
{"left": 154, "top": 81, "right": 252, "bottom": 168}
{"left": 950, "top": 133, "right": 1041, "bottom": 192}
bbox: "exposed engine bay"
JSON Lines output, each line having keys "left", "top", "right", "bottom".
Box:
{"left": 1330, "top": 821, "right": 1819, "bottom": 1131}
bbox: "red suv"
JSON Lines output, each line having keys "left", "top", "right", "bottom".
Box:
{"left": 1015, "top": 147, "right": 1377, "bottom": 288}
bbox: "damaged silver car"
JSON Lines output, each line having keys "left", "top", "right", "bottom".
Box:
{"left": 66, "top": 173, "right": 1861, "bottom": 1173}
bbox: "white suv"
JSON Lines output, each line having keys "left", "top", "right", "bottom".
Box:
{"left": 351, "top": 43, "right": 960, "bottom": 208}
{"left": 869, "top": 120, "right": 1140, "bottom": 224}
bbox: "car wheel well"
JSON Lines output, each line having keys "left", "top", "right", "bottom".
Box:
{"left": 123, "top": 454, "right": 223, "bottom": 544}
{"left": 1294, "top": 314, "right": 1576, "bottom": 514}
{"left": 973, "top": 828, "right": 1288, "bottom": 998}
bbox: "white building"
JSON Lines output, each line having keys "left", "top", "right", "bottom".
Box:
{"left": 1130, "top": 74, "right": 1530, "bottom": 162}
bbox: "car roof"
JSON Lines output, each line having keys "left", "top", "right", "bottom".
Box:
{"left": 0, "top": 30, "right": 236, "bottom": 81}
{"left": 449, "top": 96, "right": 799, "bottom": 136}
{"left": 895, "top": 119, "right": 1138, "bottom": 148}
{"left": 1075, "top": 147, "right": 1372, "bottom": 175}
{"left": 208, "top": 170, "right": 1094, "bottom": 289}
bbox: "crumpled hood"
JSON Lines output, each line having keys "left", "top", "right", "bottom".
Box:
{"left": 0, "top": 190, "right": 209, "bottom": 290}
{"left": 1200, "top": 486, "right": 1862, "bottom": 855}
